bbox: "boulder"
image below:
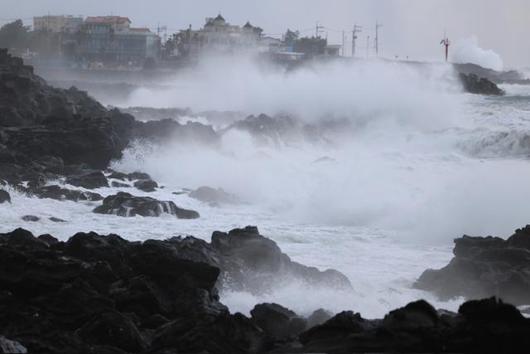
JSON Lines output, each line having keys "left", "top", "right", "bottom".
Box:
{"left": 110, "top": 181, "right": 130, "bottom": 188}
{"left": 250, "top": 303, "right": 307, "bottom": 340}
{"left": 211, "top": 226, "right": 352, "bottom": 293}
{"left": 415, "top": 225, "right": 530, "bottom": 305}
{"left": 306, "top": 308, "right": 333, "bottom": 328}
{"left": 93, "top": 192, "right": 200, "bottom": 219}
{"left": 460, "top": 73, "right": 504, "bottom": 96}
{"left": 134, "top": 179, "right": 158, "bottom": 192}
{"left": 0, "top": 190, "right": 10, "bottom": 204}
{"left": 49, "top": 217, "right": 66, "bottom": 223}
{"left": 66, "top": 171, "right": 109, "bottom": 189}
{"left": 27, "top": 184, "right": 103, "bottom": 202}
{"left": 189, "top": 186, "right": 240, "bottom": 205}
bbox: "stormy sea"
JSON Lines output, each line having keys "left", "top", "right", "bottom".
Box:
{"left": 3, "top": 55, "right": 530, "bottom": 320}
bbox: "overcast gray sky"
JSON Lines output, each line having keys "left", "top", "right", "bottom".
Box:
{"left": 1, "top": 0, "right": 529, "bottom": 68}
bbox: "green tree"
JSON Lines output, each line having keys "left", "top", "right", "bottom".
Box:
{"left": 283, "top": 29, "right": 300, "bottom": 46}
{"left": 0, "top": 20, "right": 29, "bottom": 50}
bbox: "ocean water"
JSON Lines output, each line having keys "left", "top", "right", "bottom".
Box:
{"left": 2, "top": 59, "right": 530, "bottom": 319}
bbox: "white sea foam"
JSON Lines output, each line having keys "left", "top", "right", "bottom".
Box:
{"left": 3, "top": 57, "right": 530, "bottom": 318}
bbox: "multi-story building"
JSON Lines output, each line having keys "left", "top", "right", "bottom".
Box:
{"left": 78, "top": 16, "right": 160, "bottom": 66}
{"left": 33, "top": 15, "right": 83, "bottom": 33}
{"left": 173, "top": 15, "right": 263, "bottom": 57}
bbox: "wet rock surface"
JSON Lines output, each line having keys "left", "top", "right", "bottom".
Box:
{"left": 93, "top": 192, "right": 200, "bottom": 219}
{"left": 189, "top": 186, "right": 240, "bottom": 205}
{"left": 295, "top": 297, "right": 530, "bottom": 354}
{"left": 460, "top": 73, "right": 505, "bottom": 96}
{"left": 416, "top": 225, "right": 530, "bottom": 305}
{"left": 0, "top": 49, "right": 134, "bottom": 180}
{"left": 23, "top": 184, "right": 104, "bottom": 202}
{"left": 133, "top": 179, "right": 158, "bottom": 192}
{"left": 0, "top": 190, "right": 10, "bottom": 204}
{"left": 0, "top": 227, "right": 529, "bottom": 353}
{"left": 212, "top": 226, "right": 352, "bottom": 293}
{"left": 66, "top": 171, "right": 109, "bottom": 189}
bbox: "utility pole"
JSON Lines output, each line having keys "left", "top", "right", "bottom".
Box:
{"left": 366, "top": 35, "right": 370, "bottom": 58}
{"left": 440, "top": 31, "right": 450, "bottom": 62}
{"left": 351, "top": 24, "right": 362, "bottom": 57}
{"left": 375, "top": 21, "right": 383, "bottom": 57}
{"left": 342, "top": 31, "right": 345, "bottom": 56}
{"left": 315, "top": 22, "right": 324, "bottom": 38}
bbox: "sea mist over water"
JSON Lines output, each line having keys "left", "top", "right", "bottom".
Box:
{"left": 114, "top": 57, "right": 530, "bottom": 245}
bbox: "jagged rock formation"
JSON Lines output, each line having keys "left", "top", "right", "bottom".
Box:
{"left": 24, "top": 184, "right": 103, "bottom": 202}
{"left": 212, "top": 226, "right": 352, "bottom": 293}
{"left": 415, "top": 225, "right": 530, "bottom": 305}
{"left": 294, "top": 297, "right": 530, "bottom": 354}
{"left": 459, "top": 73, "right": 504, "bottom": 96}
{"left": 0, "top": 227, "right": 529, "bottom": 353}
{"left": 0, "top": 49, "right": 135, "bottom": 177}
{"left": 93, "top": 192, "right": 200, "bottom": 219}
{"left": 0, "top": 227, "right": 351, "bottom": 354}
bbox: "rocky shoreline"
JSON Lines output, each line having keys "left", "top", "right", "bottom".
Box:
{"left": 1, "top": 227, "right": 530, "bottom": 354}
{"left": 1, "top": 49, "right": 529, "bottom": 353}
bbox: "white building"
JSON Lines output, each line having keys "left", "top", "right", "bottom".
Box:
{"left": 33, "top": 15, "right": 83, "bottom": 33}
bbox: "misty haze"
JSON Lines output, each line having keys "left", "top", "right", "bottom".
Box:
{"left": 1, "top": 1, "right": 530, "bottom": 353}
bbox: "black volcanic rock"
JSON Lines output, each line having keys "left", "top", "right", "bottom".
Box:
{"left": 93, "top": 192, "right": 200, "bottom": 219}
{"left": 189, "top": 186, "right": 239, "bottom": 205}
{"left": 0, "top": 189, "right": 10, "bottom": 204}
{"left": 211, "top": 226, "right": 352, "bottom": 293}
{"left": 0, "top": 227, "right": 265, "bottom": 354}
{"left": 26, "top": 184, "right": 103, "bottom": 202}
{"left": 133, "top": 118, "right": 219, "bottom": 145}
{"left": 250, "top": 303, "right": 307, "bottom": 340}
{"left": 0, "top": 49, "right": 135, "bottom": 186}
{"left": 460, "top": 73, "right": 504, "bottom": 96}
{"left": 66, "top": 171, "right": 109, "bottom": 189}
{"left": 1, "top": 228, "right": 529, "bottom": 353}
{"left": 298, "top": 297, "right": 530, "bottom": 354}
{"left": 133, "top": 179, "right": 158, "bottom": 192}
{"left": 415, "top": 225, "right": 530, "bottom": 305}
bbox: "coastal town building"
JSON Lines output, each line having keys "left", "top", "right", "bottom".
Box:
{"left": 78, "top": 16, "right": 160, "bottom": 66}
{"left": 33, "top": 15, "right": 83, "bottom": 33}
{"left": 171, "top": 15, "right": 264, "bottom": 57}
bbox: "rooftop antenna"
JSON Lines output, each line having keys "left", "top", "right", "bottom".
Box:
{"left": 440, "top": 31, "right": 450, "bottom": 62}
{"left": 352, "top": 24, "right": 362, "bottom": 57}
